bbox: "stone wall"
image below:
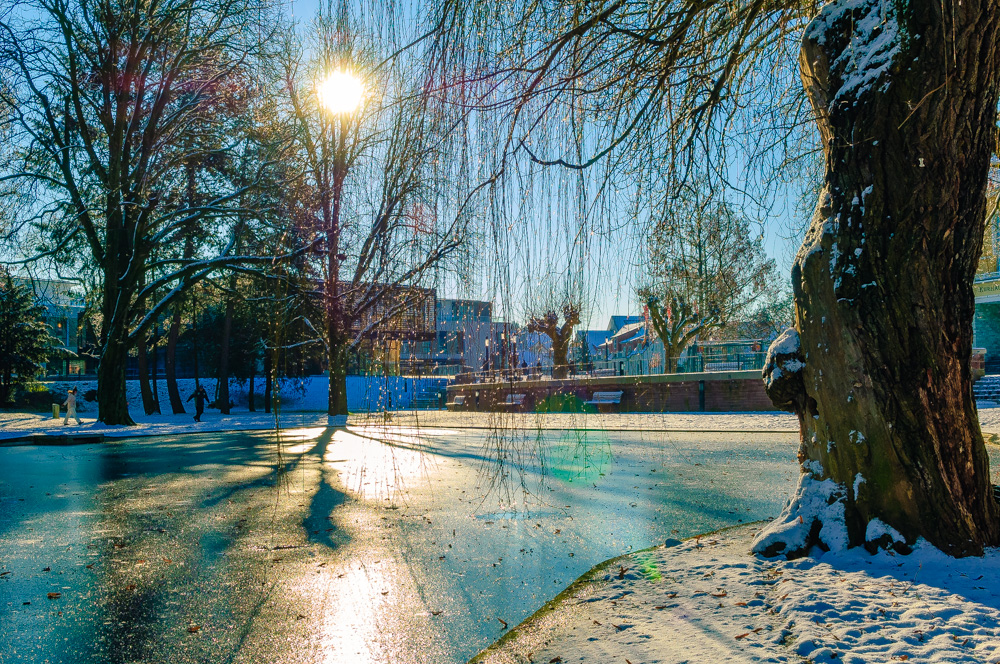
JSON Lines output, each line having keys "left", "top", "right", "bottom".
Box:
{"left": 445, "top": 370, "right": 775, "bottom": 413}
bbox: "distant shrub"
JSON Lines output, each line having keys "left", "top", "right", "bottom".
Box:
{"left": 534, "top": 393, "right": 595, "bottom": 414}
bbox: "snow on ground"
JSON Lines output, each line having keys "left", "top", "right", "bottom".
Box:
{"left": 37, "top": 375, "right": 448, "bottom": 414}
{"left": 979, "top": 405, "right": 1000, "bottom": 433}
{"left": 7, "top": 399, "right": 1000, "bottom": 442}
{"left": 472, "top": 524, "right": 1000, "bottom": 664}
{"left": 0, "top": 411, "right": 330, "bottom": 441}
{"left": 0, "top": 409, "right": 802, "bottom": 441}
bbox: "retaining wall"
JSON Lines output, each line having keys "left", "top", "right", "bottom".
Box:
{"left": 445, "top": 370, "right": 774, "bottom": 413}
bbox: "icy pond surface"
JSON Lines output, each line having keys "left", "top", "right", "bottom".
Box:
{"left": 0, "top": 421, "right": 947, "bottom": 663}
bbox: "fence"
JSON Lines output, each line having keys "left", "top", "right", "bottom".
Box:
{"left": 453, "top": 350, "right": 768, "bottom": 385}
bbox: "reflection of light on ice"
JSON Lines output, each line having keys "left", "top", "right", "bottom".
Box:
{"left": 318, "top": 557, "right": 397, "bottom": 663}
{"left": 324, "top": 427, "right": 454, "bottom": 502}
{"left": 307, "top": 425, "right": 452, "bottom": 662}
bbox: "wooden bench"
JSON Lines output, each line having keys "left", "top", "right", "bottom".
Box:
{"left": 446, "top": 395, "right": 467, "bottom": 410}
{"left": 586, "top": 390, "right": 623, "bottom": 405}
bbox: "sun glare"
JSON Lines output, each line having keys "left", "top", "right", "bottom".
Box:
{"left": 317, "top": 70, "right": 364, "bottom": 114}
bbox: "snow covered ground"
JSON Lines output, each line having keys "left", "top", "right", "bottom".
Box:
{"left": 36, "top": 374, "right": 449, "bottom": 414}
{"left": 6, "top": 399, "right": 1000, "bottom": 441}
{"left": 0, "top": 410, "right": 331, "bottom": 441}
{"left": 0, "top": 409, "right": 805, "bottom": 441}
{"left": 472, "top": 523, "right": 1000, "bottom": 664}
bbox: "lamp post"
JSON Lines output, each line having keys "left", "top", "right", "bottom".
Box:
{"left": 317, "top": 69, "right": 364, "bottom": 426}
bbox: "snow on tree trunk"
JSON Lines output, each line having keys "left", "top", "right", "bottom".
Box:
{"left": 756, "top": 0, "right": 1000, "bottom": 558}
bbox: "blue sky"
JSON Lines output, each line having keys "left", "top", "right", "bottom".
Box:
{"left": 289, "top": 0, "right": 808, "bottom": 329}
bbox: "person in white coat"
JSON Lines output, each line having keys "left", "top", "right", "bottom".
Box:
{"left": 63, "top": 388, "right": 82, "bottom": 426}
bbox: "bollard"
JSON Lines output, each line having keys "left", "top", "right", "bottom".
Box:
{"left": 52, "top": 403, "right": 60, "bottom": 419}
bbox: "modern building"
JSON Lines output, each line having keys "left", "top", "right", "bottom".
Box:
{"left": 13, "top": 277, "right": 91, "bottom": 376}
{"left": 397, "top": 298, "right": 494, "bottom": 374}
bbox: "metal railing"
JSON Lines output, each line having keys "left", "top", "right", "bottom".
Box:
{"left": 452, "top": 351, "right": 767, "bottom": 384}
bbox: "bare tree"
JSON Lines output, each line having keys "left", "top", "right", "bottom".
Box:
{"left": 281, "top": 1, "right": 473, "bottom": 421}
{"left": 0, "top": 0, "right": 301, "bottom": 424}
{"left": 526, "top": 304, "right": 581, "bottom": 379}
{"left": 640, "top": 188, "right": 779, "bottom": 371}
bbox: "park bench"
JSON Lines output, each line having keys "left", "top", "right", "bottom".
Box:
{"left": 591, "top": 368, "right": 617, "bottom": 377}
{"left": 446, "top": 395, "right": 467, "bottom": 410}
{"left": 586, "top": 390, "right": 623, "bottom": 406}
{"left": 704, "top": 361, "right": 740, "bottom": 372}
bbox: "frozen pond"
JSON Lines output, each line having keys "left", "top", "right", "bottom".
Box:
{"left": 0, "top": 422, "right": 811, "bottom": 663}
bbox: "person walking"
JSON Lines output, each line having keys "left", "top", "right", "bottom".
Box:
{"left": 187, "top": 385, "right": 208, "bottom": 422}
{"left": 62, "top": 388, "right": 82, "bottom": 426}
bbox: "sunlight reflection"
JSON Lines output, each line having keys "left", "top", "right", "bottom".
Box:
{"left": 318, "top": 552, "right": 399, "bottom": 663}
{"left": 325, "top": 428, "right": 437, "bottom": 502}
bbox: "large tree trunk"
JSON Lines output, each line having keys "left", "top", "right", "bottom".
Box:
{"left": 97, "top": 327, "right": 133, "bottom": 425}
{"left": 757, "top": 0, "right": 1000, "bottom": 558}
{"left": 218, "top": 297, "right": 234, "bottom": 415}
{"left": 328, "top": 332, "right": 349, "bottom": 417}
{"left": 552, "top": 336, "right": 570, "bottom": 379}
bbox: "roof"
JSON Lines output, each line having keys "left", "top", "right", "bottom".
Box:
{"left": 611, "top": 321, "right": 645, "bottom": 341}
{"left": 608, "top": 315, "right": 643, "bottom": 334}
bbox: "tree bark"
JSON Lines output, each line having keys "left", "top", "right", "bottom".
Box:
{"left": 552, "top": 336, "right": 570, "bottom": 379}
{"left": 165, "top": 306, "right": 185, "bottom": 414}
{"left": 263, "top": 348, "right": 273, "bottom": 414}
{"left": 248, "top": 359, "right": 256, "bottom": 412}
{"left": 97, "top": 327, "right": 133, "bottom": 425}
{"left": 757, "top": 0, "right": 1000, "bottom": 558}
{"left": 328, "top": 332, "right": 349, "bottom": 417}
{"left": 218, "top": 296, "right": 234, "bottom": 415}
{"left": 150, "top": 325, "right": 161, "bottom": 414}
{"left": 136, "top": 335, "right": 157, "bottom": 416}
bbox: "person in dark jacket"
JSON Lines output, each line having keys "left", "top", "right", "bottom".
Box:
{"left": 187, "top": 385, "right": 209, "bottom": 422}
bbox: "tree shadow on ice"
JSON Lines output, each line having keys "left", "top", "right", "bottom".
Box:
{"left": 302, "top": 428, "right": 349, "bottom": 550}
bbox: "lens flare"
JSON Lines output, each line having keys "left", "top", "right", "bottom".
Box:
{"left": 317, "top": 70, "right": 364, "bottom": 114}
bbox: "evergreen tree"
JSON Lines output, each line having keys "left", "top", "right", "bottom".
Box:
{"left": 0, "top": 274, "right": 54, "bottom": 404}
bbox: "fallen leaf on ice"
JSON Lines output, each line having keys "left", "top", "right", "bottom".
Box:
{"left": 187, "top": 625, "right": 201, "bottom": 633}
{"left": 498, "top": 618, "right": 508, "bottom": 629}
{"left": 735, "top": 632, "right": 750, "bottom": 640}
{"left": 47, "top": 592, "right": 61, "bottom": 599}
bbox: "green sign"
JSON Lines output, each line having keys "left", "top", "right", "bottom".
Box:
{"left": 974, "top": 279, "right": 1000, "bottom": 301}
